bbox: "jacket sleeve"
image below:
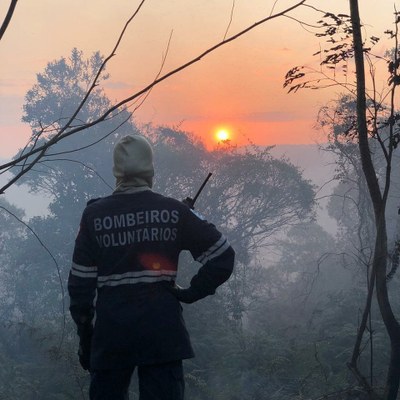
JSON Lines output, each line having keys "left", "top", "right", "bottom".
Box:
{"left": 68, "top": 209, "right": 97, "bottom": 336}
{"left": 180, "top": 207, "right": 235, "bottom": 299}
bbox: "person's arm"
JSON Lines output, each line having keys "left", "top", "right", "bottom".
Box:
{"left": 173, "top": 208, "right": 235, "bottom": 303}
{"left": 68, "top": 209, "right": 97, "bottom": 369}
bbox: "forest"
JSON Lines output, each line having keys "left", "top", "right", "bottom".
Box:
{"left": 2, "top": 1, "right": 400, "bottom": 399}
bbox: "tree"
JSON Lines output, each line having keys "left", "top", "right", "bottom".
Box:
{"left": 349, "top": 3, "right": 400, "bottom": 398}
{"left": 0, "top": 43, "right": 318, "bottom": 396}
{"left": 285, "top": 2, "right": 400, "bottom": 398}
{"left": 0, "top": 0, "right": 311, "bottom": 196}
{"left": 1, "top": 132, "right": 315, "bottom": 398}
{"left": 17, "top": 49, "right": 136, "bottom": 213}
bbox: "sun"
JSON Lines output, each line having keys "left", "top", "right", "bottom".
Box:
{"left": 215, "top": 128, "right": 231, "bottom": 142}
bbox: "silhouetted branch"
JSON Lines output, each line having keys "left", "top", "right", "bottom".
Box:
{"left": 37, "top": 159, "right": 113, "bottom": 190}
{"left": 347, "top": 362, "right": 381, "bottom": 399}
{"left": 51, "top": 0, "right": 146, "bottom": 143}
{"left": 0, "top": 0, "right": 18, "bottom": 41}
{"left": 132, "top": 29, "right": 174, "bottom": 114}
{"left": 0, "top": 0, "right": 307, "bottom": 194}
{"left": 0, "top": 0, "right": 146, "bottom": 194}
{"left": 46, "top": 112, "right": 131, "bottom": 157}
{"left": 223, "top": 0, "right": 236, "bottom": 40}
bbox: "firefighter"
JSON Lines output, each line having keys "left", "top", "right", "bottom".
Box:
{"left": 68, "top": 135, "right": 235, "bottom": 400}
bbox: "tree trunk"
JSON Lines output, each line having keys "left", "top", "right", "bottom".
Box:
{"left": 349, "top": 1, "right": 400, "bottom": 398}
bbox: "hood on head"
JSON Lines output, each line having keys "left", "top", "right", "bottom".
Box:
{"left": 113, "top": 135, "right": 154, "bottom": 191}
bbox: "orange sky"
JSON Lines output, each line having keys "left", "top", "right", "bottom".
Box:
{"left": 0, "top": 0, "right": 393, "bottom": 158}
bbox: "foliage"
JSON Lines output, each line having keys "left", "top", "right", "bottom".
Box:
{"left": 0, "top": 47, "right": 317, "bottom": 398}
{"left": 285, "top": 5, "right": 400, "bottom": 399}
{"left": 5, "top": 4, "right": 400, "bottom": 399}
{"left": 14, "top": 49, "right": 137, "bottom": 214}
{"left": 22, "top": 48, "right": 110, "bottom": 135}
{"left": 320, "top": 94, "right": 400, "bottom": 279}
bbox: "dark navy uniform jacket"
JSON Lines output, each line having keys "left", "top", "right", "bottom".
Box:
{"left": 68, "top": 190, "right": 235, "bottom": 370}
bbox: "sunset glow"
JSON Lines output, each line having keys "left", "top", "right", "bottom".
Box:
{"left": 0, "top": 1, "right": 392, "bottom": 159}
{"left": 215, "top": 128, "right": 231, "bottom": 142}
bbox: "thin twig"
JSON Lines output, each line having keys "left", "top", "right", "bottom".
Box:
{"left": 0, "top": 0, "right": 307, "bottom": 194}
{"left": 132, "top": 30, "right": 174, "bottom": 113}
{"left": 0, "top": 205, "right": 66, "bottom": 354}
{"left": 0, "top": 0, "right": 147, "bottom": 194}
{"left": 223, "top": 0, "right": 235, "bottom": 40}
{"left": 37, "top": 159, "right": 113, "bottom": 190}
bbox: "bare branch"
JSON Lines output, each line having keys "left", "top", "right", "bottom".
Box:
{"left": 0, "top": 0, "right": 146, "bottom": 193}
{"left": 39, "top": 0, "right": 147, "bottom": 147}
{"left": 131, "top": 30, "right": 174, "bottom": 114}
{"left": 223, "top": 0, "right": 236, "bottom": 40}
{"left": 0, "top": 0, "right": 18, "bottom": 41}
{"left": 0, "top": 0, "right": 307, "bottom": 194}
{"left": 46, "top": 111, "right": 131, "bottom": 157}
{"left": 36, "top": 159, "right": 113, "bottom": 190}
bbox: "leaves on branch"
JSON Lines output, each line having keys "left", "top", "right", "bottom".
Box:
{"left": 370, "top": 36, "right": 380, "bottom": 44}
{"left": 388, "top": 74, "right": 400, "bottom": 86}
{"left": 283, "top": 66, "right": 305, "bottom": 90}
{"left": 385, "top": 29, "right": 395, "bottom": 39}
{"left": 387, "top": 240, "right": 400, "bottom": 281}
{"left": 391, "top": 133, "right": 400, "bottom": 149}
{"left": 320, "top": 44, "right": 352, "bottom": 66}
{"left": 284, "top": 9, "right": 384, "bottom": 95}
{"left": 0, "top": 0, "right": 313, "bottom": 194}
{"left": 388, "top": 60, "right": 398, "bottom": 74}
